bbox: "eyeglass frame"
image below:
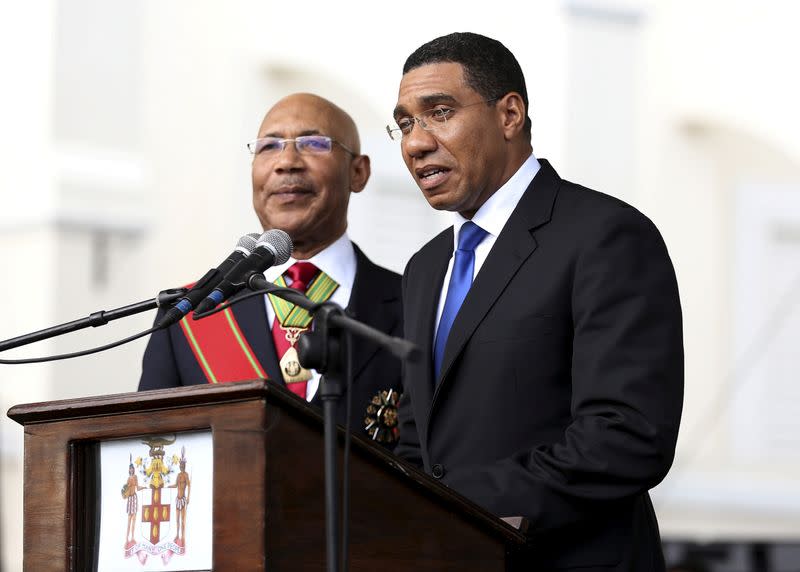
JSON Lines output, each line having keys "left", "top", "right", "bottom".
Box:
{"left": 247, "top": 135, "right": 357, "bottom": 157}
{"left": 386, "top": 97, "right": 499, "bottom": 141}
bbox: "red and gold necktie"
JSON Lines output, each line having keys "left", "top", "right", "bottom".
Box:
{"left": 269, "top": 262, "right": 339, "bottom": 399}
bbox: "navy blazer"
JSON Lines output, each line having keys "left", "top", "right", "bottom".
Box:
{"left": 139, "top": 244, "right": 403, "bottom": 445}
{"left": 396, "top": 160, "right": 684, "bottom": 570}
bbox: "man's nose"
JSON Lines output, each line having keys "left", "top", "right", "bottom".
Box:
{"left": 402, "top": 122, "right": 438, "bottom": 158}
{"left": 273, "top": 141, "right": 305, "bottom": 171}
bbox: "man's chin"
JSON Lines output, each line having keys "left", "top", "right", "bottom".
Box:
{"left": 255, "top": 219, "right": 304, "bottom": 239}
{"left": 422, "top": 190, "right": 461, "bottom": 213}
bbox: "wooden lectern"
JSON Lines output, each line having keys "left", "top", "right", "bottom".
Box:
{"left": 8, "top": 379, "right": 533, "bottom": 571}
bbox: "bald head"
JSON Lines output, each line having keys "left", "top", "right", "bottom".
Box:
{"left": 259, "top": 93, "right": 361, "bottom": 154}
{"left": 250, "top": 92, "right": 371, "bottom": 259}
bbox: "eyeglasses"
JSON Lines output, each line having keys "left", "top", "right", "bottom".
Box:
{"left": 386, "top": 98, "right": 498, "bottom": 141}
{"left": 247, "top": 135, "right": 356, "bottom": 156}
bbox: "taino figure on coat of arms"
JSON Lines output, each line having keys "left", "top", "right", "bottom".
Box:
{"left": 122, "top": 454, "right": 145, "bottom": 548}
{"left": 167, "top": 446, "right": 191, "bottom": 546}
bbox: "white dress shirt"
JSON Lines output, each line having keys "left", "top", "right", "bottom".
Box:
{"left": 434, "top": 153, "right": 541, "bottom": 341}
{"left": 262, "top": 232, "right": 357, "bottom": 401}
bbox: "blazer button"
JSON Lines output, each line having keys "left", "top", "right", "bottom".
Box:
{"left": 431, "top": 464, "right": 445, "bottom": 479}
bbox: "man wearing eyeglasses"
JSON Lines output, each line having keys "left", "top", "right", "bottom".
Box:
{"left": 140, "top": 93, "right": 404, "bottom": 448}
{"left": 391, "top": 33, "right": 683, "bottom": 570}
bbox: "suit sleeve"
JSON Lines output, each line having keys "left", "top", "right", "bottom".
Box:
{"left": 394, "top": 260, "right": 424, "bottom": 467}
{"left": 138, "top": 308, "right": 183, "bottom": 391}
{"left": 442, "top": 208, "right": 684, "bottom": 532}
{"left": 394, "top": 371, "right": 424, "bottom": 466}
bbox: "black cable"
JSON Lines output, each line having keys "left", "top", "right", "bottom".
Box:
{"left": 193, "top": 285, "right": 322, "bottom": 321}
{"left": 0, "top": 326, "right": 159, "bottom": 364}
{"left": 210, "top": 286, "right": 355, "bottom": 570}
{"left": 191, "top": 287, "right": 272, "bottom": 320}
{"left": 341, "top": 329, "right": 353, "bottom": 572}
{"left": 0, "top": 287, "right": 268, "bottom": 364}
{"left": 199, "top": 284, "right": 354, "bottom": 571}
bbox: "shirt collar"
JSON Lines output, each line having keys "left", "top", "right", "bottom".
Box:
{"left": 264, "top": 232, "right": 356, "bottom": 291}
{"left": 451, "top": 152, "right": 540, "bottom": 246}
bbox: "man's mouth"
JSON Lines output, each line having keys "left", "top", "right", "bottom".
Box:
{"left": 271, "top": 185, "right": 312, "bottom": 197}
{"left": 416, "top": 165, "right": 451, "bottom": 190}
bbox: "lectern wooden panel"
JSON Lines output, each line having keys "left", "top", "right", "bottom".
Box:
{"left": 8, "top": 380, "right": 531, "bottom": 571}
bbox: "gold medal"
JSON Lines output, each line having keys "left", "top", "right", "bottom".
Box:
{"left": 279, "top": 327, "right": 312, "bottom": 384}
{"left": 268, "top": 269, "right": 339, "bottom": 387}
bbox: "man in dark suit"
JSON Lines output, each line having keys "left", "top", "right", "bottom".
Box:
{"left": 389, "top": 33, "right": 683, "bottom": 569}
{"left": 140, "top": 93, "right": 403, "bottom": 447}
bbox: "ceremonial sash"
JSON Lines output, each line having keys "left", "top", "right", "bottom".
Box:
{"left": 178, "top": 306, "right": 266, "bottom": 384}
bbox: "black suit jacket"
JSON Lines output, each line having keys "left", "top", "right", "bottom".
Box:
{"left": 139, "top": 244, "right": 403, "bottom": 443}
{"left": 396, "top": 160, "right": 683, "bottom": 570}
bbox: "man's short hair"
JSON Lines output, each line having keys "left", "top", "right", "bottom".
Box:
{"left": 403, "top": 32, "right": 531, "bottom": 133}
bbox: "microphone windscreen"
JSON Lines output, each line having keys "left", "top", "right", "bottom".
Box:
{"left": 237, "top": 232, "right": 261, "bottom": 251}
{"left": 257, "top": 229, "right": 293, "bottom": 264}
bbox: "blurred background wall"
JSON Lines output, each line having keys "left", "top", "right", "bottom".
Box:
{"left": 1, "top": 0, "right": 798, "bottom": 569}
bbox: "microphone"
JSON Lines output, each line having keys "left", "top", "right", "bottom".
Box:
{"left": 193, "top": 229, "right": 293, "bottom": 315}
{"left": 155, "top": 233, "right": 261, "bottom": 329}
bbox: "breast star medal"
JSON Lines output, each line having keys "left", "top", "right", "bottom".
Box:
{"left": 364, "top": 389, "right": 401, "bottom": 444}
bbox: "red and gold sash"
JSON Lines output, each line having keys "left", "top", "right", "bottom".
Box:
{"left": 178, "top": 305, "right": 266, "bottom": 384}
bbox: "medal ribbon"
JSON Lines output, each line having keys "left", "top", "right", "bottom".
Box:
{"left": 268, "top": 270, "right": 339, "bottom": 327}
{"left": 269, "top": 263, "right": 339, "bottom": 398}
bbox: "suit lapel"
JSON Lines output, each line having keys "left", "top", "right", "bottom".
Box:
{"left": 434, "top": 160, "right": 561, "bottom": 394}
{"left": 309, "top": 243, "right": 402, "bottom": 408}
{"left": 345, "top": 245, "right": 401, "bottom": 380}
{"left": 407, "top": 229, "right": 453, "bottom": 417}
{"left": 230, "top": 291, "right": 282, "bottom": 382}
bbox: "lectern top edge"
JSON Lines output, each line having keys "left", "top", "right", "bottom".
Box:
{"left": 7, "top": 378, "right": 270, "bottom": 425}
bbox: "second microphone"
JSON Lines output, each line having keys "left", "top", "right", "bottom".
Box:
{"left": 193, "top": 229, "right": 293, "bottom": 315}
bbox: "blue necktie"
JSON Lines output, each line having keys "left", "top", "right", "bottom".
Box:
{"left": 433, "top": 221, "right": 488, "bottom": 380}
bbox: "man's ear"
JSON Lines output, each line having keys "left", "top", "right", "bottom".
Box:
{"left": 497, "top": 92, "right": 527, "bottom": 140}
{"left": 349, "top": 154, "right": 371, "bottom": 193}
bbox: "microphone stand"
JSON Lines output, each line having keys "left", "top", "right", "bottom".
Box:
{"left": 303, "top": 301, "right": 346, "bottom": 572}
{"left": 0, "top": 288, "right": 187, "bottom": 353}
{"left": 247, "top": 274, "right": 418, "bottom": 572}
